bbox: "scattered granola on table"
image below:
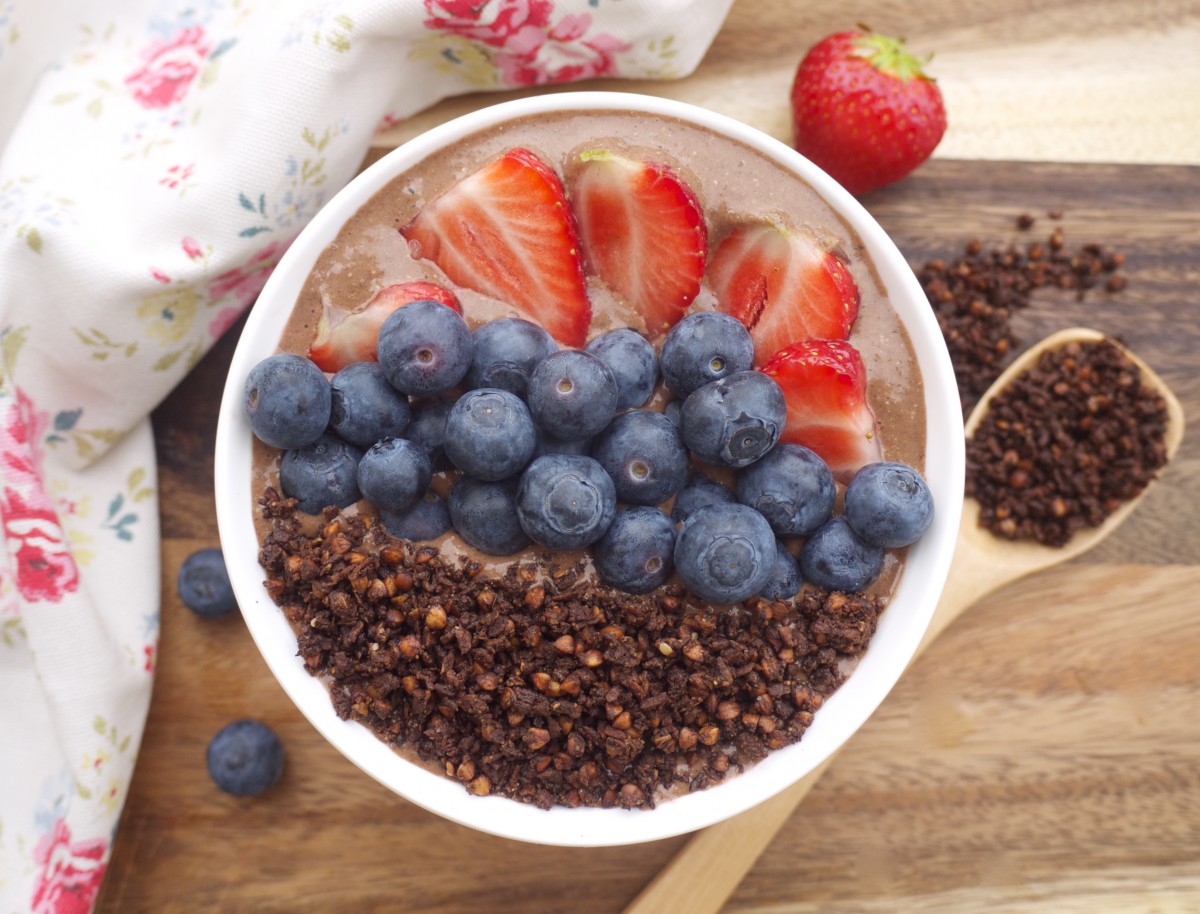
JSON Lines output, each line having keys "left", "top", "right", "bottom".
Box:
{"left": 916, "top": 212, "right": 1127, "bottom": 413}
{"left": 964, "top": 338, "right": 1169, "bottom": 547}
{"left": 257, "top": 488, "right": 886, "bottom": 809}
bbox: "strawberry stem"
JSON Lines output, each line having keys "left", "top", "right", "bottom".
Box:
{"left": 852, "top": 32, "right": 931, "bottom": 81}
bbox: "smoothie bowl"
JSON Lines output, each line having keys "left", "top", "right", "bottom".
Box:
{"left": 214, "top": 91, "right": 964, "bottom": 846}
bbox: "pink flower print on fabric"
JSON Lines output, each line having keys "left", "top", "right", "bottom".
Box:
{"left": 425, "top": 0, "right": 554, "bottom": 45}
{"left": 424, "top": 0, "right": 630, "bottom": 87}
{"left": 181, "top": 236, "right": 204, "bottom": 260}
{"left": 30, "top": 819, "right": 109, "bottom": 914}
{"left": 208, "top": 236, "right": 292, "bottom": 311}
{"left": 1, "top": 390, "right": 79, "bottom": 603}
{"left": 125, "top": 26, "right": 211, "bottom": 110}
{"left": 207, "top": 306, "right": 242, "bottom": 340}
{"left": 496, "top": 25, "right": 628, "bottom": 86}
{"left": 159, "top": 162, "right": 196, "bottom": 192}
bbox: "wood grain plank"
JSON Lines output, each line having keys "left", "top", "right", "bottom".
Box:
{"left": 728, "top": 564, "right": 1200, "bottom": 914}
{"left": 98, "top": 159, "right": 1200, "bottom": 913}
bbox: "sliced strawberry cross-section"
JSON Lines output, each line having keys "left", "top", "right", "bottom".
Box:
{"left": 709, "top": 221, "right": 859, "bottom": 365}
{"left": 400, "top": 146, "right": 591, "bottom": 347}
{"left": 572, "top": 149, "right": 707, "bottom": 339}
{"left": 308, "top": 280, "right": 460, "bottom": 373}
{"left": 760, "top": 337, "right": 882, "bottom": 482}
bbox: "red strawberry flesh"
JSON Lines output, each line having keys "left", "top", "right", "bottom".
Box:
{"left": 709, "top": 221, "right": 859, "bottom": 364}
{"left": 399, "top": 147, "right": 591, "bottom": 347}
{"left": 761, "top": 337, "right": 881, "bottom": 481}
{"left": 572, "top": 150, "right": 706, "bottom": 338}
{"left": 308, "top": 280, "right": 460, "bottom": 372}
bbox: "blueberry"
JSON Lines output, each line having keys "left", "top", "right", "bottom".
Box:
{"left": 380, "top": 490, "right": 451, "bottom": 542}
{"left": 206, "top": 719, "right": 284, "bottom": 797}
{"left": 735, "top": 443, "right": 836, "bottom": 537}
{"left": 759, "top": 540, "right": 802, "bottom": 601}
{"left": 466, "top": 317, "right": 558, "bottom": 397}
{"left": 526, "top": 349, "right": 619, "bottom": 441}
{"left": 447, "top": 475, "right": 530, "bottom": 556}
{"left": 534, "top": 426, "right": 593, "bottom": 458}
{"left": 670, "top": 472, "right": 736, "bottom": 525}
{"left": 673, "top": 503, "right": 775, "bottom": 604}
{"left": 843, "top": 462, "right": 935, "bottom": 548}
{"left": 328, "top": 361, "right": 410, "bottom": 448}
{"left": 679, "top": 370, "right": 786, "bottom": 468}
{"left": 279, "top": 433, "right": 363, "bottom": 514}
{"left": 585, "top": 328, "right": 658, "bottom": 410}
{"left": 591, "top": 410, "right": 688, "bottom": 506}
{"left": 516, "top": 455, "right": 616, "bottom": 550}
{"left": 377, "top": 299, "right": 474, "bottom": 396}
{"left": 799, "top": 516, "right": 884, "bottom": 593}
{"left": 593, "top": 506, "right": 676, "bottom": 595}
{"left": 356, "top": 437, "right": 432, "bottom": 514}
{"left": 244, "top": 353, "right": 331, "bottom": 449}
{"left": 177, "top": 547, "right": 237, "bottom": 618}
{"left": 659, "top": 312, "right": 754, "bottom": 398}
{"left": 443, "top": 388, "right": 536, "bottom": 481}
{"left": 663, "top": 398, "right": 682, "bottom": 428}
{"left": 404, "top": 397, "right": 453, "bottom": 469}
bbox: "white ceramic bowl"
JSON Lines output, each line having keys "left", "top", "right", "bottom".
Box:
{"left": 215, "top": 91, "right": 964, "bottom": 847}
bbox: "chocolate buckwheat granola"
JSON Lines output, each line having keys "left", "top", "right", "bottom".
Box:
{"left": 258, "top": 488, "right": 885, "bottom": 809}
{"left": 917, "top": 213, "right": 1127, "bottom": 413}
{"left": 965, "top": 338, "right": 1168, "bottom": 546}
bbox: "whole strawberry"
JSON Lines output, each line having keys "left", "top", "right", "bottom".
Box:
{"left": 790, "top": 30, "right": 946, "bottom": 196}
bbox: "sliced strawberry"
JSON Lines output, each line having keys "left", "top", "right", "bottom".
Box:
{"left": 709, "top": 221, "right": 859, "bottom": 365}
{"left": 308, "top": 281, "right": 460, "bottom": 372}
{"left": 760, "top": 338, "right": 882, "bottom": 481}
{"left": 399, "top": 147, "right": 590, "bottom": 347}
{"left": 572, "top": 150, "right": 706, "bottom": 338}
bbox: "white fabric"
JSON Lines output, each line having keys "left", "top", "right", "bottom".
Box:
{"left": 0, "top": 2, "right": 733, "bottom": 910}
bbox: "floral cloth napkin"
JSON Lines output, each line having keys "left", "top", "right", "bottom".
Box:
{"left": 0, "top": 1, "right": 732, "bottom": 909}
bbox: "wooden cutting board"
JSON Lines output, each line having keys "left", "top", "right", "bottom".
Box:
{"left": 95, "top": 158, "right": 1199, "bottom": 913}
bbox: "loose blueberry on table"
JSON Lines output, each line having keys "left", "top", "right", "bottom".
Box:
{"left": 177, "top": 547, "right": 237, "bottom": 618}
{"left": 206, "top": 719, "right": 285, "bottom": 797}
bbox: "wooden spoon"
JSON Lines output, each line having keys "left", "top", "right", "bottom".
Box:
{"left": 622, "top": 327, "right": 1185, "bottom": 914}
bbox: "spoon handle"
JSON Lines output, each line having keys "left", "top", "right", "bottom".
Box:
{"left": 621, "top": 533, "right": 998, "bottom": 914}
{"left": 622, "top": 757, "right": 836, "bottom": 914}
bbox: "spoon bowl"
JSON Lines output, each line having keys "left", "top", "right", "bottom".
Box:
{"left": 942, "top": 326, "right": 1186, "bottom": 627}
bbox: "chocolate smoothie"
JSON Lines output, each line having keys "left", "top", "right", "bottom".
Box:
{"left": 251, "top": 107, "right": 928, "bottom": 808}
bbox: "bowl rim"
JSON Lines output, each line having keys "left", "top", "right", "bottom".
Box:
{"left": 214, "top": 89, "right": 965, "bottom": 847}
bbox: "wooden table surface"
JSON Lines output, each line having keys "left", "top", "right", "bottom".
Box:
{"left": 98, "top": 1, "right": 1200, "bottom": 911}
